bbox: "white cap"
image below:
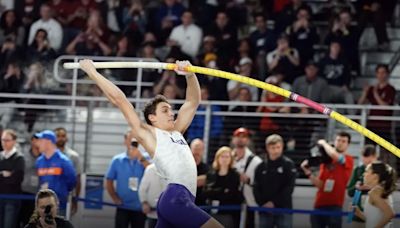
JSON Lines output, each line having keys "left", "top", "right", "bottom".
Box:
{"left": 239, "top": 57, "right": 253, "bottom": 66}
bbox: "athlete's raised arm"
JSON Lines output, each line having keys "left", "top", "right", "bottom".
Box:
{"left": 79, "top": 59, "right": 155, "bottom": 154}
{"left": 174, "top": 60, "right": 201, "bottom": 133}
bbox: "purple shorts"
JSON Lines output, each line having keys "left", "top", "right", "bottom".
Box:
{"left": 156, "top": 183, "right": 211, "bottom": 228}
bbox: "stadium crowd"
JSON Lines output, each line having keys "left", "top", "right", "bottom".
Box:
{"left": 0, "top": 0, "right": 399, "bottom": 227}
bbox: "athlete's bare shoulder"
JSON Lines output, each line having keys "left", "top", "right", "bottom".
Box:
{"left": 136, "top": 123, "right": 157, "bottom": 158}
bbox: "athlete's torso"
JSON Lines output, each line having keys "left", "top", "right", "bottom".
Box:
{"left": 153, "top": 128, "right": 197, "bottom": 196}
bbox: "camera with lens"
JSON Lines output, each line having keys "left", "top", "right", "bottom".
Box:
{"left": 307, "top": 143, "right": 333, "bottom": 167}
{"left": 44, "top": 205, "right": 54, "bottom": 225}
{"left": 131, "top": 140, "right": 138, "bottom": 148}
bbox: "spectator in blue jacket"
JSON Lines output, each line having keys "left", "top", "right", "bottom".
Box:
{"left": 35, "top": 130, "right": 76, "bottom": 216}
{"left": 106, "top": 131, "right": 150, "bottom": 228}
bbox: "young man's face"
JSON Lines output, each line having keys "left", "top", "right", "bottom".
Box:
{"left": 255, "top": 16, "right": 266, "bottom": 30}
{"left": 334, "top": 136, "right": 349, "bottom": 153}
{"left": 266, "top": 142, "right": 283, "bottom": 161}
{"left": 1, "top": 132, "right": 16, "bottom": 151}
{"left": 55, "top": 130, "right": 67, "bottom": 148}
{"left": 376, "top": 67, "right": 388, "bottom": 83}
{"left": 361, "top": 155, "right": 376, "bottom": 166}
{"left": 181, "top": 12, "right": 192, "bottom": 26}
{"left": 150, "top": 102, "right": 175, "bottom": 131}
{"left": 232, "top": 134, "right": 249, "bottom": 148}
{"left": 36, "top": 138, "right": 46, "bottom": 152}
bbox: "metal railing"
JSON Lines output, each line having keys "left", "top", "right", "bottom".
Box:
{"left": 53, "top": 55, "right": 160, "bottom": 146}
{"left": 1, "top": 93, "right": 400, "bottom": 174}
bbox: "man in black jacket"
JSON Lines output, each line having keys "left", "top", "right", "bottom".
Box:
{"left": 253, "top": 134, "right": 297, "bottom": 228}
{"left": 0, "top": 129, "right": 25, "bottom": 228}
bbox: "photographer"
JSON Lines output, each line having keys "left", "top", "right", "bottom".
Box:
{"left": 301, "top": 131, "right": 354, "bottom": 228}
{"left": 25, "top": 189, "right": 73, "bottom": 228}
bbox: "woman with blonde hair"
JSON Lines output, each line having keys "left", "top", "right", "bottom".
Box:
{"left": 203, "top": 146, "right": 242, "bottom": 228}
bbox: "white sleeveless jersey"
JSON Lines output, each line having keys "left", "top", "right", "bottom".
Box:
{"left": 153, "top": 128, "right": 197, "bottom": 196}
{"left": 365, "top": 194, "right": 394, "bottom": 228}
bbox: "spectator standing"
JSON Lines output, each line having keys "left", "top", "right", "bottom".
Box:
{"left": 203, "top": 146, "right": 242, "bottom": 228}
{"left": 347, "top": 144, "right": 377, "bottom": 226}
{"left": 232, "top": 127, "right": 262, "bottom": 228}
{"left": 19, "top": 134, "right": 41, "bottom": 227}
{"left": 35, "top": 130, "right": 76, "bottom": 216}
{"left": 138, "top": 163, "right": 166, "bottom": 228}
{"left": 301, "top": 131, "right": 354, "bottom": 228}
{"left": 0, "top": 129, "right": 25, "bottom": 228}
{"left": 358, "top": 64, "right": 396, "bottom": 169}
{"left": 168, "top": 10, "right": 203, "bottom": 59}
{"left": 105, "top": 132, "right": 149, "bottom": 228}
{"left": 190, "top": 138, "right": 209, "bottom": 206}
{"left": 28, "top": 4, "right": 63, "bottom": 51}
{"left": 253, "top": 134, "right": 297, "bottom": 228}
{"left": 54, "top": 127, "right": 82, "bottom": 216}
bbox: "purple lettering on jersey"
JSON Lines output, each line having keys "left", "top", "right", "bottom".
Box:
{"left": 170, "top": 137, "right": 188, "bottom": 145}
